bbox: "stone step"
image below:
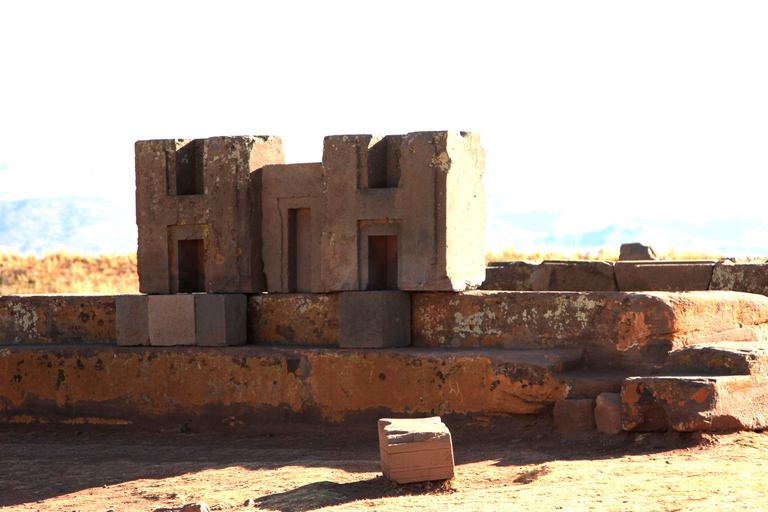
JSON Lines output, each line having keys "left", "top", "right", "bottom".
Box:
{"left": 622, "top": 374, "right": 768, "bottom": 432}
{"left": 662, "top": 342, "right": 768, "bottom": 376}
{"left": 0, "top": 345, "right": 583, "bottom": 430}
{"left": 557, "top": 371, "right": 626, "bottom": 399}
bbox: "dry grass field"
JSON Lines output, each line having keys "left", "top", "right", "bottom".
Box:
{"left": 0, "top": 249, "right": 728, "bottom": 295}
{"left": 0, "top": 251, "right": 139, "bottom": 295}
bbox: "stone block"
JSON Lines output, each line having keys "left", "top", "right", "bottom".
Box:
{"left": 710, "top": 261, "right": 768, "bottom": 296}
{"left": 619, "top": 243, "right": 657, "bottom": 261}
{"left": 478, "top": 261, "right": 536, "bottom": 291}
{"left": 135, "top": 136, "right": 284, "bottom": 294}
{"left": 0, "top": 295, "right": 116, "bottom": 345}
{"left": 195, "top": 294, "right": 246, "bottom": 346}
{"left": 339, "top": 291, "right": 410, "bottom": 348}
{"left": 594, "top": 392, "right": 622, "bottom": 434}
{"left": 553, "top": 398, "right": 596, "bottom": 433}
{"left": 320, "top": 131, "right": 485, "bottom": 292}
{"left": 116, "top": 295, "right": 150, "bottom": 346}
{"left": 378, "top": 417, "right": 455, "bottom": 484}
{"left": 261, "top": 163, "right": 324, "bottom": 293}
{"left": 531, "top": 260, "right": 617, "bottom": 292}
{"left": 148, "top": 295, "right": 196, "bottom": 346}
{"left": 614, "top": 261, "right": 716, "bottom": 292}
{"left": 247, "top": 293, "right": 339, "bottom": 346}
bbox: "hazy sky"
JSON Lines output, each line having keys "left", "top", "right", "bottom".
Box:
{"left": 2, "top": 1, "right": 767, "bottom": 234}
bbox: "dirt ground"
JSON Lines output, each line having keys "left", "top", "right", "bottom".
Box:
{"left": 2, "top": 421, "right": 768, "bottom": 512}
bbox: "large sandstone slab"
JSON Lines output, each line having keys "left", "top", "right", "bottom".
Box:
{"left": 622, "top": 374, "right": 768, "bottom": 431}
{"left": 0, "top": 346, "right": 574, "bottom": 428}
{"left": 379, "top": 417, "right": 454, "bottom": 483}
{"left": 532, "top": 260, "right": 617, "bottom": 292}
{"left": 412, "top": 291, "right": 768, "bottom": 372}
{"left": 710, "top": 261, "right": 768, "bottom": 296}
{"left": 614, "top": 261, "right": 717, "bottom": 292}
{"left": 0, "top": 295, "right": 116, "bottom": 345}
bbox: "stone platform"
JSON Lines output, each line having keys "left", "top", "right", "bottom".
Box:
{"left": 3, "top": 290, "right": 768, "bottom": 433}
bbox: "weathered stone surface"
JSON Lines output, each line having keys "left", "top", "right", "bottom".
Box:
{"left": 614, "top": 261, "right": 716, "bottom": 292}
{"left": 662, "top": 343, "right": 768, "bottom": 376}
{"left": 116, "top": 295, "right": 149, "bottom": 346}
{"left": 321, "top": 131, "right": 485, "bottom": 292}
{"left": 339, "top": 291, "right": 411, "bottom": 348}
{"left": 261, "top": 163, "right": 324, "bottom": 293}
{"left": 148, "top": 295, "right": 196, "bottom": 346}
{"left": 412, "top": 291, "right": 768, "bottom": 372}
{"left": 531, "top": 260, "right": 617, "bottom": 292}
{"left": 710, "top": 261, "right": 768, "bottom": 296}
{"left": 0, "top": 295, "right": 115, "bottom": 345}
{"left": 619, "top": 243, "right": 657, "bottom": 261}
{"left": 195, "top": 294, "right": 246, "bottom": 347}
{"left": 478, "top": 261, "right": 536, "bottom": 291}
{"left": 622, "top": 375, "right": 768, "bottom": 432}
{"left": 135, "top": 136, "right": 284, "bottom": 294}
{"left": 0, "top": 346, "right": 571, "bottom": 428}
{"left": 379, "top": 417, "right": 454, "bottom": 483}
{"left": 558, "top": 373, "right": 623, "bottom": 399}
{"left": 247, "top": 293, "right": 339, "bottom": 346}
{"left": 594, "top": 392, "right": 623, "bottom": 434}
{"left": 553, "top": 398, "right": 596, "bottom": 433}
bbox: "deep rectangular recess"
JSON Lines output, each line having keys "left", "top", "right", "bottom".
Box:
{"left": 178, "top": 239, "right": 205, "bottom": 292}
{"left": 368, "top": 235, "right": 398, "bottom": 290}
{"left": 288, "top": 208, "right": 312, "bottom": 292}
{"left": 175, "top": 141, "right": 204, "bottom": 195}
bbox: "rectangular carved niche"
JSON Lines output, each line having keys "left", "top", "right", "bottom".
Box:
{"left": 168, "top": 140, "right": 204, "bottom": 196}
{"left": 288, "top": 208, "right": 312, "bottom": 292}
{"left": 362, "top": 135, "right": 403, "bottom": 189}
{"left": 358, "top": 220, "right": 402, "bottom": 290}
{"left": 169, "top": 225, "right": 207, "bottom": 293}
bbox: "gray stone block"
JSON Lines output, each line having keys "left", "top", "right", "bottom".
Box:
{"left": 710, "top": 261, "right": 768, "bottom": 296}
{"left": 148, "top": 295, "right": 196, "bottom": 346}
{"left": 116, "top": 295, "right": 150, "bottom": 346}
{"left": 532, "top": 260, "right": 617, "bottom": 292}
{"left": 195, "top": 294, "right": 246, "bottom": 346}
{"left": 553, "top": 398, "right": 596, "bottom": 433}
{"left": 479, "top": 261, "right": 536, "bottom": 291}
{"left": 339, "top": 291, "right": 411, "bottom": 348}
{"left": 615, "top": 261, "right": 716, "bottom": 292}
{"left": 594, "top": 392, "right": 623, "bottom": 434}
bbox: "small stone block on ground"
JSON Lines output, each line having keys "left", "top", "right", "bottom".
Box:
{"left": 340, "top": 291, "right": 411, "bottom": 348}
{"left": 116, "top": 295, "right": 150, "bottom": 346}
{"left": 378, "top": 417, "right": 455, "bottom": 484}
{"left": 553, "top": 398, "right": 596, "bottom": 433}
{"left": 594, "top": 392, "right": 623, "bottom": 434}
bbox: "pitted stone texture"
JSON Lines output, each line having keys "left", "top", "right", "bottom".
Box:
{"left": 619, "top": 243, "right": 658, "bottom": 261}
{"left": 479, "top": 261, "right": 536, "bottom": 291}
{"left": 339, "top": 291, "right": 411, "bottom": 348}
{"left": 532, "top": 260, "right": 617, "bottom": 292}
{"left": 0, "top": 295, "right": 116, "bottom": 345}
{"left": 378, "top": 417, "right": 454, "bottom": 483}
{"left": 321, "top": 131, "right": 485, "bottom": 292}
{"left": 662, "top": 343, "right": 768, "bottom": 376}
{"left": 622, "top": 375, "right": 768, "bottom": 432}
{"left": 247, "top": 293, "right": 339, "bottom": 346}
{"left": 615, "top": 261, "right": 716, "bottom": 292}
{"left": 116, "top": 295, "right": 150, "bottom": 346}
{"left": 710, "top": 261, "right": 768, "bottom": 296}
{"left": 135, "top": 136, "right": 284, "bottom": 294}
{"left": 0, "top": 346, "right": 572, "bottom": 428}
{"left": 553, "top": 398, "right": 596, "bottom": 433}
{"left": 594, "top": 392, "right": 623, "bottom": 434}
{"left": 412, "top": 291, "right": 768, "bottom": 372}
{"left": 148, "top": 295, "right": 196, "bottom": 346}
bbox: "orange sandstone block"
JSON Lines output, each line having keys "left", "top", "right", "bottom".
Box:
{"left": 378, "top": 417, "right": 455, "bottom": 484}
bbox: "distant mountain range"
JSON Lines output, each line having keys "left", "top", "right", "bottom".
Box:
{"left": 1, "top": 198, "right": 766, "bottom": 258}
{"left": 0, "top": 198, "right": 137, "bottom": 254}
